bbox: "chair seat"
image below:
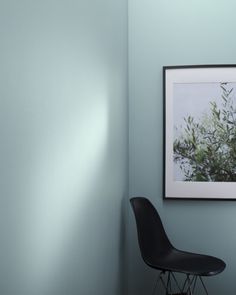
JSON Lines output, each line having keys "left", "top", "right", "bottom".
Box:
{"left": 146, "top": 248, "right": 226, "bottom": 276}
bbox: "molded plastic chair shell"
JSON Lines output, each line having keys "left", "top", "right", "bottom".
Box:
{"left": 130, "top": 197, "right": 226, "bottom": 276}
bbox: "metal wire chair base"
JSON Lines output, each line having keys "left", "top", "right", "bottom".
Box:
{"left": 152, "top": 270, "right": 209, "bottom": 295}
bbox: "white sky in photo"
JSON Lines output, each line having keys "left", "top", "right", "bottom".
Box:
{"left": 173, "top": 82, "right": 236, "bottom": 180}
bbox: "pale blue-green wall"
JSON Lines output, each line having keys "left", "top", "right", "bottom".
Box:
{"left": 128, "top": 0, "right": 236, "bottom": 294}
{"left": 0, "top": 0, "right": 128, "bottom": 294}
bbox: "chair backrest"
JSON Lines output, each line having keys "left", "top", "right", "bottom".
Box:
{"left": 130, "top": 197, "right": 173, "bottom": 263}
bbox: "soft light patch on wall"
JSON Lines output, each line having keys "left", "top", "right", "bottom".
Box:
{"left": 25, "top": 88, "right": 108, "bottom": 291}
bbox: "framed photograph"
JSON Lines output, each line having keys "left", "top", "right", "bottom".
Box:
{"left": 163, "top": 65, "right": 236, "bottom": 199}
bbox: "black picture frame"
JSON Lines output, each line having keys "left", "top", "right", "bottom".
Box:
{"left": 163, "top": 64, "right": 236, "bottom": 200}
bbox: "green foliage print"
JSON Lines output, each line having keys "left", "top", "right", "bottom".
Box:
{"left": 173, "top": 83, "right": 236, "bottom": 181}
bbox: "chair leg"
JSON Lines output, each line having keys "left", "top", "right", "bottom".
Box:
{"left": 184, "top": 274, "right": 194, "bottom": 295}
{"left": 151, "top": 271, "right": 209, "bottom": 295}
{"left": 151, "top": 271, "right": 165, "bottom": 295}
{"left": 182, "top": 275, "right": 209, "bottom": 295}
{"left": 152, "top": 271, "right": 187, "bottom": 295}
{"left": 199, "top": 277, "right": 209, "bottom": 295}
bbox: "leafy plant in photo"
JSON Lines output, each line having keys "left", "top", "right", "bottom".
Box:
{"left": 174, "top": 83, "right": 236, "bottom": 181}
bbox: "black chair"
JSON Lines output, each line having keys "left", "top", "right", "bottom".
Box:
{"left": 130, "top": 197, "right": 226, "bottom": 295}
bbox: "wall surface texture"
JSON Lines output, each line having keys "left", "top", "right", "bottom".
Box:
{"left": 0, "top": 0, "right": 128, "bottom": 294}
{"left": 2, "top": 0, "right": 236, "bottom": 294}
{"left": 128, "top": 0, "right": 236, "bottom": 294}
